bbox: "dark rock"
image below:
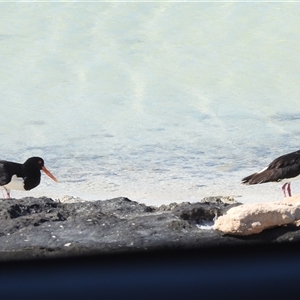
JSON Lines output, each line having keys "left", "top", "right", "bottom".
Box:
{"left": 0, "top": 196, "right": 299, "bottom": 261}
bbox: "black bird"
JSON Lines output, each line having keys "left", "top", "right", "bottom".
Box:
{"left": 242, "top": 150, "right": 300, "bottom": 197}
{"left": 0, "top": 157, "right": 58, "bottom": 198}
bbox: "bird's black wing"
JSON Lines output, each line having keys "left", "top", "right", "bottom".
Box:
{"left": 242, "top": 150, "right": 300, "bottom": 184}
{"left": 267, "top": 150, "right": 300, "bottom": 170}
{"left": 0, "top": 160, "right": 25, "bottom": 186}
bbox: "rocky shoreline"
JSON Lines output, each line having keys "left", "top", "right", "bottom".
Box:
{"left": 1, "top": 195, "right": 300, "bottom": 261}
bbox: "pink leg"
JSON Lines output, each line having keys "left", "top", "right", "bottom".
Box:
{"left": 282, "top": 183, "right": 292, "bottom": 197}
{"left": 4, "top": 188, "right": 10, "bottom": 199}
{"left": 282, "top": 183, "right": 288, "bottom": 197}
{"left": 287, "top": 183, "right": 292, "bottom": 197}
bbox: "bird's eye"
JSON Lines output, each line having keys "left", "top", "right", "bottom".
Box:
{"left": 38, "top": 160, "right": 42, "bottom": 164}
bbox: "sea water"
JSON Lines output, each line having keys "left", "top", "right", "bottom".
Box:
{"left": 1, "top": 2, "right": 300, "bottom": 206}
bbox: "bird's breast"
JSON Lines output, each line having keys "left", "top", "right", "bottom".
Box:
{"left": 3, "top": 175, "right": 26, "bottom": 191}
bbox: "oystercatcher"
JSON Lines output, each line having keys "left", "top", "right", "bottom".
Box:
{"left": 242, "top": 150, "right": 300, "bottom": 197}
{"left": 0, "top": 157, "right": 58, "bottom": 198}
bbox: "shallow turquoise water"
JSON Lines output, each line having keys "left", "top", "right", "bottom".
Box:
{"left": 0, "top": 3, "right": 300, "bottom": 205}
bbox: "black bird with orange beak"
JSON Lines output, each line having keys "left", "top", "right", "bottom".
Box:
{"left": 0, "top": 157, "right": 58, "bottom": 198}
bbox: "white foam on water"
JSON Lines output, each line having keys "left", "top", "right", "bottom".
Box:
{"left": 197, "top": 221, "right": 215, "bottom": 230}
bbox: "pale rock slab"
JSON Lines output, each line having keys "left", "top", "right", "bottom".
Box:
{"left": 213, "top": 201, "right": 300, "bottom": 236}
{"left": 283, "top": 195, "right": 300, "bottom": 226}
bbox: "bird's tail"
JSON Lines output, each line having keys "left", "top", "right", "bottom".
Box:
{"left": 241, "top": 173, "right": 258, "bottom": 185}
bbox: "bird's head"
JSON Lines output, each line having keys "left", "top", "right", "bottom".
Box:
{"left": 25, "top": 157, "right": 58, "bottom": 182}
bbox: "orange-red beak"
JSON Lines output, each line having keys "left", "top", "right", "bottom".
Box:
{"left": 42, "top": 166, "right": 58, "bottom": 182}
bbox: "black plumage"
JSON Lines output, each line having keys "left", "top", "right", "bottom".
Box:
{"left": 0, "top": 157, "right": 58, "bottom": 198}
{"left": 242, "top": 150, "right": 300, "bottom": 197}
